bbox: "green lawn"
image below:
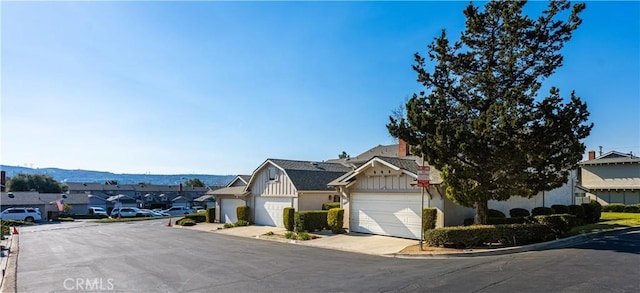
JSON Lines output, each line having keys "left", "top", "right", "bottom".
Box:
{"left": 94, "top": 216, "right": 171, "bottom": 223}
{"left": 569, "top": 212, "right": 640, "bottom": 235}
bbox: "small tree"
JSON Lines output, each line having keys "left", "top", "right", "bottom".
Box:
{"left": 62, "top": 203, "right": 73, "bottom": 214}
{"left": 7, "top": 173, "right": 65, "bottom": 193}
{"left": 338, "top": 151, "right": 350, "bottom": 159}
{"left": 184, "top": 178, "right": 206, "bottom": 188}
{"left": 388, "top": 0, "right": 592, "bottom": 224}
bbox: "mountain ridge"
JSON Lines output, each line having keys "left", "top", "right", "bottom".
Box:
{"left": 0, "top": 165, "right": 235, "bottom": 187}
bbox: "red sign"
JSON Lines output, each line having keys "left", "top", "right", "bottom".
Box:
{"left": 417, "top": 165, "right": 430, "bottom": 187}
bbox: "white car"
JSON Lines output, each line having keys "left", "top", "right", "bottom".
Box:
{"left": 162, "top": 206, "right": 194, "bottom": 216}
{"left": 88, "top": 207, "right": 108, "bottom": 216}
{"left": 0, "top": 207, "right": 42, "bottom": 222}
{"left": 110, "top": 207, "right": 144, "bottom": 218}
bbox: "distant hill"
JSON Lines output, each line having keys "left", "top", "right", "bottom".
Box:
{"left": 0, "top": 165, "right": 235, "bottom": 187}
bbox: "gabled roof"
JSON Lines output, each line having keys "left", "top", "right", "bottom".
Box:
{"left": 106, "top": 194, "right": 136, "bottom": 202}
{"left": 194, "top": 195, "right": 216, "bottom": 202}
{"left": 207, "top": 186, "right": 249, "bottom": 197}
{"left": 580, "top": 151, "right": 640, "bottom": 165}
{"left": 172, "top": 196, "right": 189, "bottom": 202}
{"left": 247, "top": 159, "right": 351, "bottom": 192}
{"left": 328, "top": 156, "right": 442, "bottom": 187}
{"left": 226, "top": 175, "right": 251, "bottom": 187}
{"left": 327, "top": 144, "right": 400, "bottom": 166}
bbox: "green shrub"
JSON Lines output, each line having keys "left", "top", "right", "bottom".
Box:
{"left": 550, "top": 205, "right": 569, "bottom": 214}
{"left": 184, "top": 213, "right": 206, "bottom": 223}
{"left": 327, "top": 208, "right": 345, "bottom": 234}
{"left": 283, "top": 207, "right": 295, "bottom": 231}
{"left": 532, "top": 207, "right": 556, "bottom": 216}
{"left": 602, "top": 203, "right": 626, "bottom": 212}
{"left": 177, "top": 218, "right": 196, "bottom": 226}
{"left": 205, "top": 207, "right": 216, "bottom": 223}
{"left": 237, "top": 206, "right": 250, "bottom": 222}
{"left": 623, "top": 204, "right": 640, "bottom": 213}
{"left": 488, "top": 209, "right": 506, "bottom": 218}
{"left": 294, "top": 210, "right": 328, "bottom": 232}
{"left": 567, "top": 205, "right": 586, "bottom": 223}
{"left": 534, "top": 214, "right": 577, "bottom": 237}
{"left": 234, "top": 220, "right": 249, "bottom": 227}
{"left": 1, "top": 225, "right": 9, "bottom": 236}
{"left": 264, "top": 231, "right": 274, "bottom": 236}
{"left": 423, "top": 208, "right": 437, "bottom": 235}
{"left": 582, "top": 201, "right": 602, "bottom": 223}
{"left": 223, "top": 223, "right": 234, "bottom": 229}
{"left": 322, "top": 202, "right": 341, "bottom": 210}
{"left": 487, "top": 217, "right": 528, "bottom": 225}
{"left": 58, "top": 217, "right": 75, "bottom": 222}
{"left": 284, "top": 231, "right": 296, "bottom": 239}
{"left": 509, "top": 208, "right": 530, "bottom": 218}
{"left": 424, "top": 224, "right": 555, "bottom": 248}
{"left": 61, "top": 214, "right": 108, "bottom": 219}
{"left": 297, "top": 232, "right": 311, "bottom": 241}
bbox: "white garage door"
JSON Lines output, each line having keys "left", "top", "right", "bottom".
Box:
{"left": 221, "top": 198, "right": 245, "bottom": 223}
{"left": 350, "top": 193, "right": 422, "bottom": 239}
{"left": 255, "top": 197, "right": 292, "bottom": 227}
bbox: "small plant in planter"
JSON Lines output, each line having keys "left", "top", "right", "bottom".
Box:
{"left": 284, "top": 231, "right": 295, "bottom": 239}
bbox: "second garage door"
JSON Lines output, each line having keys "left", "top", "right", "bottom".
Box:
{"left": 254, "top": 197, "right": 292, "bottom": 227}
{"left": 221, "top": 198, "right": 245, "bottom": 223}
{"left": 350, "top": 193, "right": 422, "bottom": 239}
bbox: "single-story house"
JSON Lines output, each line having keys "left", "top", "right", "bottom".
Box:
{"left": 578, "top": 150, "right": 640, "bottom": 205}
{"left": 207, "top": 175, "right": 250, "bottom": 223}
{"left": 245, "top": 159, "right": 350, "bottom": 227}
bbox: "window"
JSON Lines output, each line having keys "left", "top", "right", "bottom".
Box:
{"left": 268, "top": 167, "right": 278, "bottom": 181}
{"left": 333, "top": 195, "right": 340, "bottom": 202}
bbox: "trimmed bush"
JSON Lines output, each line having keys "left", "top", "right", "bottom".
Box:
{"left": 623, "top": 205, "right": 640, "bottom": 213}
{"left": 567, "top": 205, "right": 586, "bottom": 223}
{"left": 61, "top": 214, "right": 108, "bottom": 219}
{"left": 582, "top": 201, "right": 602, "bottom": 224}
{"left": 532, "top": 207, "right": 556, "bottom": 216}
{"left": 184, "top": 213, "right": 206, "bottom": 223}
{"left": 205, "top": 207, "right": 215, "bottom": 223}
{"left": 602, "top": 203, "right": 626, "bottom": 213}
{"left": 237, "top": 206, "right": 250, "bottom": 222}
{"left": 0, "top": 220, "right": 35, "bottom": 227}
{"left": 550, "top": 205, "right": 569, "bottom": 214}
{"left": 294, "top": 210, "right": 328, "bottom": 232}
{"left": 327, "top": 208, "right": 344, "bottom": 234}
{"left": 322, "top": 202, "right": 341, "bottom": 210}
{"left": 488, "top": 209, "right": 506, "bottom": 218}
{"left": 423, "top": 208, "right": 438, "bottom": 233}
{"left": 487, "top": 217, "right": 528, "bottom": 225}
{"left": 423, "top": 224, "right": 555, "bottom": 248}
{"left": 534, "top": 214, "right": 577, "bottom": 237}
{"left": 509, "top": 208, "right": 530, "bottom": 218}
{"left": 176, "top": 218, "right": 196, "bottom": 226}
{"left": 283, "top": 207, "right": 295, "bottom": 231}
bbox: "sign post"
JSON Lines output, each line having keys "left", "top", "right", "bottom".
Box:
{"left": 417, "top": 165, "right": 430, "bottom": 251}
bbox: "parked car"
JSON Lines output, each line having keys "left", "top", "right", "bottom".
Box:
{"left": 110, "top": 207, "right": 144, "bottom": 218}
{"left": 88, "top": 207, "right": 108, "bottom": 216}
{"left": 138, "top": 209, "right": 168, "bottom": 217}
{"left": 0, "top": 207, "right": 42, "bottom": 222}
{"left": 162, "top": 206, "right": 194, "bottom": 216}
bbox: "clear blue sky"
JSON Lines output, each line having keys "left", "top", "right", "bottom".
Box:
{"left": 1, "top": 1, "right": 638, "bottom": 175}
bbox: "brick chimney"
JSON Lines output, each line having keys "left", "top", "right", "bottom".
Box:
{"left": 588, "top": 150, "right": 596, "bottom": 160}
{"left": 1, "top": 171, "right": 5, "bottom": 192}
{"left": 398, "top": 139, "right": 409, "bottom": 157}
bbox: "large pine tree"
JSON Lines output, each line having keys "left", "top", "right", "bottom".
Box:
{"left": 388, "top": 0, "right": 593, "bottom": 224}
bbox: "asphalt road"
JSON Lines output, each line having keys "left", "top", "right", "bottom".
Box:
{"left": 17, "top": 220, "right": 640, "bottom": 292}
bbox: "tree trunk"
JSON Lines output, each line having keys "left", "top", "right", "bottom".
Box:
{"left": 474, "top": 200, "right": 488, "bottom": 225}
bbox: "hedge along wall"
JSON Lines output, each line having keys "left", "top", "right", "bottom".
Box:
{"left": 294, "top": 210, "right": 328, "bottom": 232}
{"left": 205, "top": 207, "right": 216, "bottom": 223}
{"left": 327, "top": 208, "right": 344, "bottom": 234}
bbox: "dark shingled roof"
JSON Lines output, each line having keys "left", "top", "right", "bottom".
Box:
{"left": 268, "top": 159, "right": 351, "bottom": 191}
{"left": 239, "top": 175, "right": 252, "bottom": 183}
{"left": 374, "top": 156, "right": 420, "bottom": 174}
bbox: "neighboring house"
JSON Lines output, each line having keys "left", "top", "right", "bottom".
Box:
{"left": 66, "top": 182, "right": 208, "bottom": 210}
{"left": 245, "top": 159, "right": 350, "bottom": 227}
{"left": 578, "top": 150, "right": 640, "bottom": 205}
{"left": 207, "top": 175, "right": 250, "bottom": 223}
{"left": 329, "top": 152, "right": 474, "bottom": 239}
{"left": 171, "top": 196, "right": 191, "bottom": 208}
{"left": 1, "top": 192, "right": 90, "bottom": 220}
{"left": 106, "top": 194, "right": 138, "bottom": 209}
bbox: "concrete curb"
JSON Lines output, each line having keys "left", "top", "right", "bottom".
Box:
{"left": 0, "top": 234, "right": 18, "bottom": 293}
{"left": 389, "top": 225, "right": 640, "bottom": 259}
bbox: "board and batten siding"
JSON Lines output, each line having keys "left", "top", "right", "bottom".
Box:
{"left": 250, "top": 165, "right": 298, "bottom": 197}
{"left": 352, "top": 166, "right": 417, "bottom": 192}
